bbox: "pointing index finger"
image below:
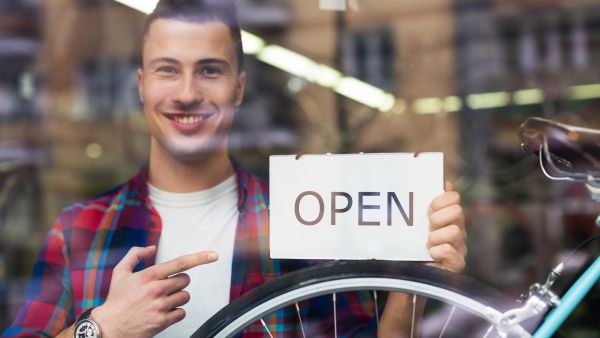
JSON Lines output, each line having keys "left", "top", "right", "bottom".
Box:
{"left": 149, "top": 251, "right": 218, "bottom": 279}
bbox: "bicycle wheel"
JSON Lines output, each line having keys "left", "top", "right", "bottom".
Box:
{"left": 192, "top": 261, "right": 532, "bottom": 338}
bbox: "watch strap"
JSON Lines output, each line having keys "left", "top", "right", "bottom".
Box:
{"left": 78, "top": 307, "right": 94, "bottom": 321}
{"left": 74, "top": 308, "right": 101, "bottom": 338}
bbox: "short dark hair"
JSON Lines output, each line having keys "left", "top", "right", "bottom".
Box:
{"left": 141, "top": 0, "right": 244, "bottom": 72}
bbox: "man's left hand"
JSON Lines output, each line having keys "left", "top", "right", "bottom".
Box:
{"left": 427, "top": 181, "right": 467, "bottom": 273}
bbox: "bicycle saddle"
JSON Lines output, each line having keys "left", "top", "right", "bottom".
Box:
{"left": 519, "top": 117, "right": 600, "bottom": 176}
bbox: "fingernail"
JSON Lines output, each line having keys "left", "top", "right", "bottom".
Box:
{"left": 208, "top": 252, "right": 218, "bottom": 261}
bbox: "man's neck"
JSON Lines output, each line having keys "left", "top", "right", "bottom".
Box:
{"left": 148, "top": 146, "right": 234, "bottom": 193}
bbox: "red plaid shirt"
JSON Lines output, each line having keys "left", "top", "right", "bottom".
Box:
{"left": 3, "top": 164, "right": 376, "bottom": 337}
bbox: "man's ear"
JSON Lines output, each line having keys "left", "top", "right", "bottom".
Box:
{"left": 137, "top": 68, "right": 144, "bottom": 103}
{"left": 235, "top": 70, "right": 246, "bottom": 107}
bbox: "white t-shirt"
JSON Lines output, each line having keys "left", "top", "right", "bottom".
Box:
{"left": 149, "top": 175, "right": 239, "bottom": 337}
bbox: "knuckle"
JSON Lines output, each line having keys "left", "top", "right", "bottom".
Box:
{"left": 428, "top": 229, "right": 441, "bottom": 244}
{"left": 124, "top": 247, "right": 137, "bottom": 256}
{"left": 149, "top": 297, "right": 160, "bottom": 310}
{"left": 175, "top": 256, "right": 189, "bottom": 271}
{"left": 126, "top": 246, "right": 141, "bottom": 258}
{"left": 146, "top": 284, "right": 163, "bottom": 297}
{"left": 449, "top": 224, "right": 462, "bottom": 239}
{"left": 449, "top": 191, "right": 461, "bottom": 204}
{"left": 155, "top": 298, "right": 169, "bottom": 311}
{"left": 451, "top": 204, "right": 463, "bottom": 216}
{"left": 440, "top": 243, "right": 454, "bottom": 256}
{"left": 172, "top": 308, "right": 186, "bottom": 323}
{"left": 429, "top": 213, "right": 441, "bottom": 228}
{"left": 171, "top": 291, "right": 190, "bottom": 308}
{"left": 141, "top": 269, "right": 157, "bottom": 282}
{"left": 155, "top": 315, "right": 168, "bottom": 330}
{"left": 426, "top": 237, "right": 433, "bottom": 249}
{"left": 430, "top": 244, "right": 459, "bottom": 267}
{"left": 429, "top": 246, "right": 438, "bottom": 261}
{"left": 429, "top": 245, "right": 443, "bottom": 259}
{"left": 429, "top": 199, "right": 441, "bottom": 212}
{"left": 109, "top": 269, "right": 121, "bottom": 281}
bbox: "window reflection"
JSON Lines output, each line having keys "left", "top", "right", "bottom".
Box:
{"left": 0, "top": 0, "right": 598, "bottom": 335}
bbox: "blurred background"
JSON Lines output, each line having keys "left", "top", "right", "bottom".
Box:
{"left": 0, "top": 0, "right": 598, "bottom": 336}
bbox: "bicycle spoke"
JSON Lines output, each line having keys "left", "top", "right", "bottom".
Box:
{"left": 260, "top": 318, "right": 274, "bottom": 338}
{"left": 410, "top": 294, "right": 417, "bottom": 338}
{"left": 437, "top": 305, "right": 456, "bottom": 338}
{"left": 295, "top": 303, "right": 306, "bottom": 338}
{"left": 482, "top": 324, "right": 494, "bottom": 338}
{"left": 373, "top": 290, "right": 380, "bottom": 330}
{"left": 333, "top": 292, "right": 338, "bottom": 338}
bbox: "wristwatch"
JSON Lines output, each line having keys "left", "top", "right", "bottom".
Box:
{"left": 73, "top": 308, "right": 101, "bottom": 338}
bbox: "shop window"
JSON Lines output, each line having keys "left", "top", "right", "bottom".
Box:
{"left": 0, "top": 0, "right": 39, "bottom": 13}
{"left": 76, "top": 0, "right": 107, "bottom": 7}
{"left": 73, "top": 58, "right": 141, "bottom": 119}
{"left": 500, "top": 11, "right": 595, "bottom": 79}
{"left": 342, "top": 27, "right": 395, "bottom": 89}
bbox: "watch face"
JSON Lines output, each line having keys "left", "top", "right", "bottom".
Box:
{"left": 75, "top": 319, "right": 100, "bottom": 338}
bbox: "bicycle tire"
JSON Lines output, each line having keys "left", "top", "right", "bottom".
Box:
{"left": 191, "top": 260, "right": 529, "bottom": 338}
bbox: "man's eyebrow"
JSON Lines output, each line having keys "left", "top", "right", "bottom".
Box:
{"left": 148, "top": 57, "right": 180, "bottom": 67}
{"left": 197, "top": 59, "right": 230, "bottom": 69}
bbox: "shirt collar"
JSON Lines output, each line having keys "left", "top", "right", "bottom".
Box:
{"left": 127, "top": 159, "right": 249, "bottom": 213}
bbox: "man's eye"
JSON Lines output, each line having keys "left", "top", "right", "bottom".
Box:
{"left": 202, "top": 67, "right": 222, "bottom": 76}
{"left": 157, "top": 66, "right": 177, "bottom": 74}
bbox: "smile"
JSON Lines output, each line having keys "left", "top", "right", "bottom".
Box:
{"left": 164, "top": 113, "right": 216, "bottom": 125}
{"left": 173, "top": 115, "right": 204, "bottom": 124}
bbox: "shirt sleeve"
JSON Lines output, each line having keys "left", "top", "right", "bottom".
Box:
{"left": 2, "top": 215, "right": 74, "bottom": 338}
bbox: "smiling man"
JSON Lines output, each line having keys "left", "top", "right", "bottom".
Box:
{"left": 3, "top": 0, "right": 466, "bottom": 337}
{"left": 141, "top": 18, "right": 244, "bottom": 167}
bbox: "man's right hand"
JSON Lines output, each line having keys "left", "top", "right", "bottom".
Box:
{"left": 90, "top": 245, "right": 218, "bottom": 337}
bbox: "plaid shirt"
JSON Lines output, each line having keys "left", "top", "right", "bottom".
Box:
{"left": 3, "top": 164, "right": 376, "bottom": 337}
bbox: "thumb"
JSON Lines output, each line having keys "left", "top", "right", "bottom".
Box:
{"left": 115, "top": 245, "right": 156, "bottom": 273}
{"left": 444, "top": 180, "right": 454, "bottom": 192}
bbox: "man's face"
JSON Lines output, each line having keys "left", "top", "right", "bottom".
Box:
{"left": 138, "top": 18, "right": 246, "bottom": 162}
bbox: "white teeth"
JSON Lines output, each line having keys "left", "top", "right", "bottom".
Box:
{"left": 173, "top": 116, "right": 203, "bottom": 124}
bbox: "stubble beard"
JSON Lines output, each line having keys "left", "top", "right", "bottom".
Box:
{"left": 157, "top": 131, "right": 230, "bottom": 165}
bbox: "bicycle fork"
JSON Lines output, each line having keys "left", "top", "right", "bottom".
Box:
{"left": 484, "top": 257, "right": 600, "bottom": 338}
{"left": 484, "top": 263, "right": 564, "bottom": 338}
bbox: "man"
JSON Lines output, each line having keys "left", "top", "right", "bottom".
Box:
{"left": 4, "top": 0, "right": 467, "bottom": 337}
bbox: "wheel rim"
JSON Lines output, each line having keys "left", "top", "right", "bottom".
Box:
{"left": 193, "top": 261, "right": 529, "bottom": 338}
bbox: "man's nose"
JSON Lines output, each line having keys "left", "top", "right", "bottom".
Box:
{"left": 174, "top": 73, "right": 202, "bottom": 106}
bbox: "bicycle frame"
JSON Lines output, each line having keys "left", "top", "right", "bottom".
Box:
{"left": 512, "top": 142, "right": 600, "bottom": 337}
{"left": 533, "top": 256, "right": 600, "bottom": 338}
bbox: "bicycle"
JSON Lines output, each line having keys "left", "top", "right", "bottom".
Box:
{"left": 191, "top": 117, "right": 600, "bottom": 338}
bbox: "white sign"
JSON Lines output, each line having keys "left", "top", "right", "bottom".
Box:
{"left": 269, "top": 153, "right": 443, "bottom": 261}
{"left": 319, "top": 0, "right": 346, "bottom": 11}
